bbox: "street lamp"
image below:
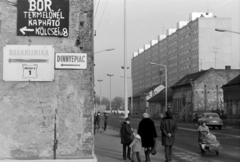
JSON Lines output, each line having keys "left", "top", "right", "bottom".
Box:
{"left": 149, "top": 62, "right": 168, "bottom": 112}
{"left": 97, "top": 79, "right": 103, "bottom": 105}
{"left": 107, "top": 74, "right": 114, "bottom": 114}
{"left": 215, "top": 29, "right": 240, "bottom": 35}
{"left": 94, "top": 48, "right": 115, "bottom": 54}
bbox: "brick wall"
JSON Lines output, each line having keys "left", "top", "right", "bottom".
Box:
{"left": 0, "top": 0, "right": 94, "bottom": 159}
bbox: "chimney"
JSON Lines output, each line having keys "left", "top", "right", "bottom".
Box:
{"left": 225, "top": 66, "right": 231, "bottom": 70}
{"left": 225, "top": 66, "right": 231, "bottom": 82}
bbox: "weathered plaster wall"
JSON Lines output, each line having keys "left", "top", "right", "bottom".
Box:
{"left": 194, "top": 72, "right": 226, "bottom": 111}
{"left": 0, "top": 0, "right": 94, "bottom": 159}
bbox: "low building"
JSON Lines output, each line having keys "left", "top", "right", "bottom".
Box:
{"left": 147, "top": 88, "right": 172, "bottom": 117}
{"left": 129, "top": 85, "right": 160, "bottom": 116}
{"left": 222, "top": 74, "right": 240, "bottom": 115}
{"left": 170, "top": 67, "right": 240, "bottom": 121}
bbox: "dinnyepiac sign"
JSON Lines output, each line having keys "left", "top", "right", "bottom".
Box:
{"left": 17, "top": 0, "right": 69, "bottom": 37}
{"left": 55, "top": 53, "right": 87, "bottom": 69}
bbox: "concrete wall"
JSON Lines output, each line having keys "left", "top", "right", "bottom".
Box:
{"left": 0, "top": 0, "right": 94, "bottom": 160}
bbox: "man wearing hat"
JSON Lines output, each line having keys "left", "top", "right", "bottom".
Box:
{"left": 120, "top": 117, "right": 133, "bottom": 161}
{"left": 160, "top": 110, "right": 177, "bottom": 162}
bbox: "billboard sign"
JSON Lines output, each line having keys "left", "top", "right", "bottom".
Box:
{"left": 3, "top": 45, "right": 54, "bottom": 81}
{"left": 17, "top": 0, "right": 69, "bottom": 37}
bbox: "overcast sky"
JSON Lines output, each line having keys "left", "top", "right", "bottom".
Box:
{"left": 94, "top": 0, "right": 240, "bottom": 100}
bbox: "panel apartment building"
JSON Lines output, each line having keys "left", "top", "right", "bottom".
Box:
{"left": 131, "top": 13, "right": 232, "bottom": 97}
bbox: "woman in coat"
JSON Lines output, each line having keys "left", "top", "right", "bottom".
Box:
{"left": 138, "top": 113, "right": 157, "bottom": 162}
{"left": 160, "top": 110, "right": 177, "bottom": 162}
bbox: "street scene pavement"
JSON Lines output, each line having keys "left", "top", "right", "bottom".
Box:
{"left": 95, "top": 115, "right": 240, "bottom": 162}
{"left": 94, "top": 126, "right": 172, "bottom": 162}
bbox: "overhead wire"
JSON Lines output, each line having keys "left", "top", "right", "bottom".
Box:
{"left": 96, "top": 0, "right": 109, "bottom": 30}
{"left": 94, "top": 0, "right": 101, "bottom": 20}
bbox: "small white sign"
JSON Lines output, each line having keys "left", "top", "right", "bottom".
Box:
{"left": 3, "top": 45, "right": 54, "bottom": 81}
{"left": 55, "top": 53, "right": 87, "bottom": 69}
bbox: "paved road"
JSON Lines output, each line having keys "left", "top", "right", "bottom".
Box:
{"left": 107, "top": 115, "right": 240, "bottom": 162}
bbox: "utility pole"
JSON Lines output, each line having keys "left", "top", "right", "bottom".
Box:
{"left": 124, "top": 0, "right": 128, "bottom": 118}
{"left": 107, "top": 74, "right": 114, "bottom": 114}
{"left": 97, "top": 80, "right": 103, "bottom": 105}
{"left": 213, "top": 51, "right": 218, "bottom": 69}
{"left": 199, "top": 59, "right": 205, "bottom": 70}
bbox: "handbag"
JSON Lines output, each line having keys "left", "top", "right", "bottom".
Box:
{"left": 151, "top": 146, "right": 157, "bottom": 155}
{"left": 151, "top": 139, "right": 157, "bottom": 155}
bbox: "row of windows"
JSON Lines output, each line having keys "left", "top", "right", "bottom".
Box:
{"left": 168, "top": 41, "right": 178, "bottom": 48}
{"left": 159, "top": 53, "right": 167, "bottom": 58}
{"left": 159, "top": 46, "right": 167, "bottom": 52}
{"left": 152, "top": 51, "right": 158, "bottom": 56}
{"left": 169, "top": 55, "right": 178, "bottom": 61}
{"left": 191, "top": 38, "right": 198, "bottom": 44}
{"left": 192, "top": 54, "right": 198, "bottom": 59}
{"left": 168, "top": 33, "right": 178, "bottom": 41}
{"left": 169, "top": 69, "right": 178, "bottom": 75}
{"left": 179, "top": 50, "right": 190, "bottom": 57}
{"left": 169, "top": 62, "right": 178, "bottom": 68}
{"left": 179, "top": 57, "right": 190, "bottom": 64}
{"left": 168, "top": 48, "right": 177, "bottom": 55}
{"left": 179, "top": 42, "right": 190, "bottom": 49}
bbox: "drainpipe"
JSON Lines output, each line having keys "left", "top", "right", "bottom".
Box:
{"left": 53, "top": 109, "right": 58, "bottom": 159}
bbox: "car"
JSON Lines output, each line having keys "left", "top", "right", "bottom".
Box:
{"left": 198, "top": 112, "right": 223, "bottom": 130}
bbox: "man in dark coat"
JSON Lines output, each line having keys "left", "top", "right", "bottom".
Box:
{"left": 138, "top": 113, "right": 157, "bottom": 162}
{"left": 120, "top": 117, "right": 133, "bottom": 161}
{"left": 160, "top": 110, "right": 177, "bottom": 162}
{"left": 103, "top": 113, "right": 108, "bottom": 131}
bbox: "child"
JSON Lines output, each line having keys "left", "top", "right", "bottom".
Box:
{"left": 129, "top": 129, "right": 142, "bottom": 162}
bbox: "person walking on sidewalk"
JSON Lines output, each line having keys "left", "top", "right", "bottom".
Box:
{"left": 138, "top": 113, "right": 157, "bottom": 162}
{"left": 120, "top": 117, "right": 133, "bottom": 161}
{"left": 103, "top": 112, "right": 108, "bottom": 131}
{"left": 98, "top": 112, "right": 104, "bottom": 133}
{"left": 129, "top": 129, "right": 142, "bottom": 162}
{"left": 94, "top": 112, "right": 98, "bottom": 135}
{"left": 160, "top": 110, "right": 177, "bottom": 162}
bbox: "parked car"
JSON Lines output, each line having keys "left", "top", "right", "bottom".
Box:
{"left": 198, "top": 112, "right": 223, "bottom": 130}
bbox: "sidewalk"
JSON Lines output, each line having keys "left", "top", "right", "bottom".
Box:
{"left": 94, "top": 127, "right": 177, "bottom": 162}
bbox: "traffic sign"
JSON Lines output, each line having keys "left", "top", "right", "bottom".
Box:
{"left": 55, "top": 53, "right": 87, "bottom": 69}
{"left": 17, "top": 0, "right": 69, "bottom": 37}
{"left": 3, "top": 45, "right": 54, "bottom": 81}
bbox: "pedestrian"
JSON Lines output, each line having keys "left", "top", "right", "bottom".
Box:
{"left": 138, "top": 113, "right": 157, "bottom": 162}
{"left": 103, "top": 112, "right": 108, "bottom": 131}
{"left": 129, "top": 129, "right": 142, "bottom": 162}
{"left": 96, "top": 111, "right": 100, "bottom": 132}
{"left": 160, "top": 110, "right": 177, "bottom": 162}
{"left": 120, "top": 117, "right": 133, "bottom": 161}
{"left": 98, "top": 112, "right": 104, "bottom": 133}
{"left": 94, "top": 112, "right": 98, "bottom": 135}
{"left": 197, "top": 121, "right": 210, "bottom": 143}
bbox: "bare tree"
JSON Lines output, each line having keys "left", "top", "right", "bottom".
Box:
{"left": 112, "top": 97, "right": 124, "bottom": 110}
